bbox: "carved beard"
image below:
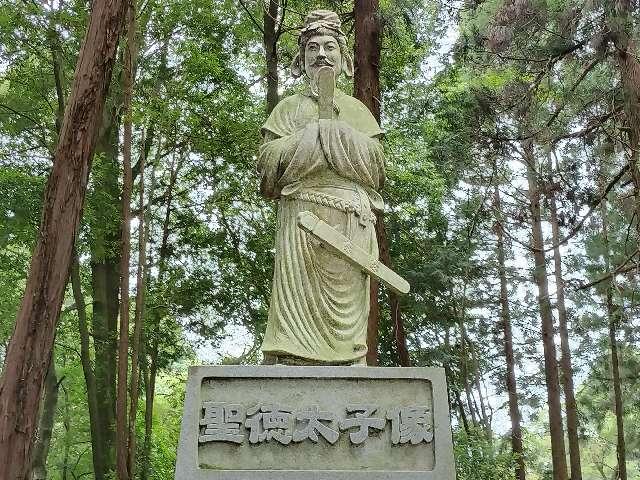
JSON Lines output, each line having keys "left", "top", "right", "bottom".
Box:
{"left": 308, "top": 62, "right": 339, "bottom": 85}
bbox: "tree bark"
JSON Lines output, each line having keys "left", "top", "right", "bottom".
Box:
{"left": 141, "top": 156, "right": 180, "bottom": 480}
{"left": 523, "top": 139, "right": 568, "bottom": 480}
{"left": 466, "top": 332, "right": 490, "bottom": 437}
{"left": 116, "top": 2, "right": 137, "bottom": 478}
{"left": 353, "top": 0, "right": 401, "bottom": 367}
{"left": 600, "top": 179, "right": 628, "bottom": 480}
{"left": 90, "top": 104, "right": 122, "bottom": 477}
{"left": 444, "top": 329, "right": 470, "bottom": 434}
{"left": 127, "top": 139, "right": 153, "bottom": 480}
{"left": 354, "top": 0, "right": 381, "bottom": 122}
{"left": 379, "top": 215, "right": 411, "bottom": 367}
{"left": 141, "top": 349, "right": 157, "bottom": 480}
{"left": 127, "top": 137, "right": 148, "bottom": 478}
{"left": 607, "top": 290, "right": 627, "bottom": 480}
{"left": 71, "top": 256, "right": 107, "bottom": 480}
{"left": 494, "top": 183, "right": 526, "bottom": 480}
{"left": 0, "top": 0, "right": 128, "bottom": 476}
{"left": 547, "top": 152, "right": 582, "bottom": 480}
{"left": 132, "top": 159, "right": 155, "bottom": 480}
{"left": 29, "top": 13, "right": 66, "bottom": 479}
{"left": 457, "top": 313, "right": 478, "bottom": 428}
{"left": 608, "top": 0, "right": 640, "bottom": 246}
{"left": 61, "top": 383, "right": 71, "bottom": 480}
{"left": 263, "top": 0, "right": 279, "bottom": 115}
{"left": 29, "top": 356, "right": 59, "bottom": 480}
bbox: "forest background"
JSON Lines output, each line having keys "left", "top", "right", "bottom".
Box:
{"left": 0, "top": 0, "right": 639, "bottom": 479}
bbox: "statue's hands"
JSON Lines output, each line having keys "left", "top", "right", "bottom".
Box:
{"left": 318, "top": 118, "right": 356, "bottom": 137}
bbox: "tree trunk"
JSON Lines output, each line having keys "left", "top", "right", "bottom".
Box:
{"left": 30, "top": 24, "right": 65, "bottom": 480}
{"left": 30, "top": 357, "right": 59, "bottom": 480}
{"left": 607, "top": 293, "right": 627, "bottom": 480}
{"left": 141, "top": 156, "right": 180, "bottom": 480}
{"left": 353, "top": 0, "right": 399, "bottom": 367}
{"left": 127, "top": 137, "right": 148, "bottom": 478}
{"left": 457, "top": 313, "right": 478, "bottom": 428}
{"left": 523, "top": 139, "right": 568, "bottom": 480}
{"left": 116, "top": 2, "right": 137, "bottom": 478}
{"left": 392, "top": 294, "right": 411, "bottom": 367}
{"left": 608, "top": 0, "right": 640, "bottom": 246}
{"left": 263, "top": 0, "right": 279, "bottom": 115}
{"left": 90, "top": 104, "right": 122, "bottom": 477}
{"left": 379, "top": 215, "right": 410, "bottom": 366}
{"left": 467, "top": 333, "right": 490, "bottom": 437}
{"left": 0, "top": 0, "right": 128, "bottom": 476}
{"left": 600, "top": 183, "right": 627, "bottom": 480}
{"left": 90, "top": 255, "right": 119, "bottom": 475}
{"left": 444, "top": 329, "right": 470, "bottom": 434}
{"left": 547, "top": 152, "right": 582, "bottom": 480}
{"left": 61, "top": 384, "right": 71, "bottom": 480}
{"left": 47, "top": 4, "right": 66, "bottom": 136}
{"left": 71, "top": 256, "right": 107, "bottom": 480}
{"left": 354, "top": 0, "right": 381, "bottom": 122}
{"left": 494, "top": 183, "right": 526, "bottom": 480}
{"left": 141, "top": 350, "right": 157, "bottom": 480}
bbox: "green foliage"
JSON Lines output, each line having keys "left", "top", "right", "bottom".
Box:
{"left": 0, "top": 167, "right": 43, "bottom": 346}
{"left": 143, "top": 371, "right": 186, "bottom": 480}
{"left": 454, "top": 428, "right": 516, "bottom": 480}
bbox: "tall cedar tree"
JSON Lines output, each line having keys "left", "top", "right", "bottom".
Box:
{"left": 116, "top": 1, "right": 137, "bottom": 478}
{"left": 493, "top": 181, "right": 526, "bottom": 480}
{"left": 354, "top": 0, "right": 411, "bottom": 367}
{"left": 600, "top": 172, "right": 628, "bottom": 480}
{"left": 141, "top": 156, "right": 181, "bottom": 480}
{"left": 547, "top": 151, "right": 582, "bottom": 480}
{"left": 0, "top": 0, "right": 128, "bottom": 477}
{"left": 523, "top": 139, "right": 568, "bottom": 480}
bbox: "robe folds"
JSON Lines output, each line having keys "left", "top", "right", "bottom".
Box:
{"left": 258, "top": 90, "right": 385, "bottom": 364}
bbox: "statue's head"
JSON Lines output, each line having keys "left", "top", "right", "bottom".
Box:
{"left": 291, "top": 10, "right": 354, "bottom": 81}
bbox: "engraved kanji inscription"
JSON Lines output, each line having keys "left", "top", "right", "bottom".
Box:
{"left": 199, "top": 402, "right": 246, "bottom": 444}
{"left": 293, "top": 405, "right": 340, "bottom": 444}
{"left": 197, "top": 401, "right": 436, "bottom": 447}
{"left": 386, "top": 406, "right": 434, "bottom": 445}
{"left": 245, "top": 404, "right": 294, "bottom": 445}
{"left": 339, "top": 405, "right": 385, "bottom": 445}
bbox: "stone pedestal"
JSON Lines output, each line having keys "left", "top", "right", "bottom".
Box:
{"left": 175, "top": 365, "right": 455, "bottom": 479}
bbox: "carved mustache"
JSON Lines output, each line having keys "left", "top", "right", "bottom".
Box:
{"left": 313, "top": 59, "right": 333, "bottom": 67}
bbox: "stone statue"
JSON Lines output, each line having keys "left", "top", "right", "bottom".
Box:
{"left": 258, "top": 10, "right": 389, "bottom": 366}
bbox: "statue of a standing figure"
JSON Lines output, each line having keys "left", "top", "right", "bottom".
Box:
{"left": 258, "top": 10, "right": 386, "bottom": 366}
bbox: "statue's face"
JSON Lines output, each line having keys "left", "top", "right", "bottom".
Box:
{"left": 304, "top": 34, "right": 342, "bottom": 81}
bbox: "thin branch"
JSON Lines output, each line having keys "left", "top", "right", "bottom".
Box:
{"left": 541, "top": 163, "right": 631, "bottom": 252}
{"left": 552, "top": 106, "right": 624, "bottom": 144}
{"left": 577, "top": 249, "right": 639, "bottom": 290}
{"left": 545, "top": 57, "right": 601, "bottom": 128}
{"left": 238, "top": 0, "right": 264, "bottom": 34}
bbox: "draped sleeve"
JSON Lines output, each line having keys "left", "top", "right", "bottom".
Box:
{"left": 258, "top": 93, "right": 386, "bottom": 200}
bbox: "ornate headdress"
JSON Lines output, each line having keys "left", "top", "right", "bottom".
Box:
{"left": 290, "top": 10, "right": 354, "bottom": 78}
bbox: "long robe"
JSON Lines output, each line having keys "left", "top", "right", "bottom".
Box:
{"left": 258, "top": 89, "right": 385, "bottom": 363}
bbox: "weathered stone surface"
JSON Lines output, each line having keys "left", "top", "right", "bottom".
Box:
{"left": 175, "top": 365, "right": 455, "bottom": 480}
{"left": 297, "top": 211, "right": 410, "bottom": 295}
{"left": 258, "top": 10, "right": 400, "bottom": 365}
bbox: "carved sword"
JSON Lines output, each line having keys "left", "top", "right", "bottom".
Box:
{"left": 297, "top": 211, "right": 411, "bottom": 295}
